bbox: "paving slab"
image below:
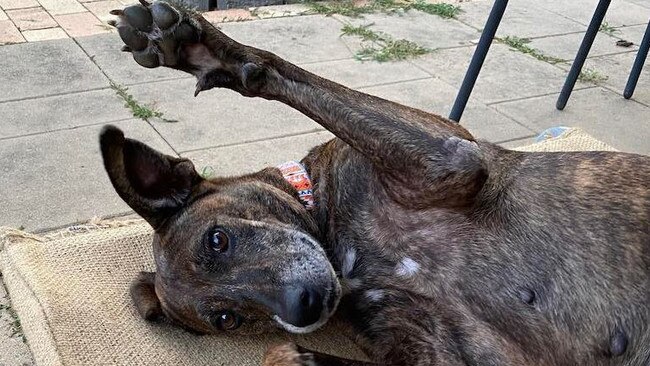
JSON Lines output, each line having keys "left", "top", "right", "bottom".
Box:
{"left": 6, "top": 7, "right": 57, "bottom": 31}
{"left": 0, "top": 0, "right": 38, "bottom": 10}
{"left": 302, "top": 58, "right": 430, "bottom": 89}
{"left": 219, "top": 15, "right": 353, "bottom": 64}
{"left": 335, "top": 9, "right": 480, "bottom": 52}
{"left": 456, "top": 0, "right": 585, "bottom": 39}
{"left": 54, "top": 11, "right": 109, "bottom": 37}
{"left": 626, "top": 0, "right": 650, "bottom": 9}
{"left": 37, "top": 0, "right": 86, "bottom": 15}
{"left": 126, "top": 78, "right": 323, "bottom": 153}
{"left": 493, "top": 87, "right": 650, "bottom": 155}
{"left": 0, "top": 119, "right": 173, "bottom": 231}
{"left": 411, "top": 43, "right": 573, "bottom": 104}
{"left": 535, "top": 0, "right": 649, "bottom": 28}
{"left": 0, "top": 38, "right": 107, "bottom": 102}
{"left": 0, "top": 19, "right": 24, "bottom": 44}
{"left": 75, "top": 33, "right": 188, "bottom": 86}
{"left": 0, "top": 8, "right": 7, "bottom": 21}
{"left": 360, "top": 77, "right": 535, "bottom": 143}
{"left": 615, "top": 24, "right": 650, "bottom": 48}
{"left": 0, "top": 279, "right": 34, "bottom": 366}
{"left": 21, "top": 26, "right": 67, "bottom": 41}
{"left": 529, "top": 31, "right": 637, "bottom": 62}
{"left": 183, "top": 131, "right": 335, "bottom": 177}
{"left": 0, "top": 88, "right": 131, "bottom": 139}
{"left": 557, "top": 51, "right": 650, "bottom": 106}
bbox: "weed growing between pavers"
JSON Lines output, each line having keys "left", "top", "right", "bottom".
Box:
{"left": 110, "top": 81, "right": 175, "bottom": 122}
{"left": 341, "top": 23, "right": 430, "bottom": 61}
{"left": 306, "top": 0, "right": 462, "bottom": 19}
{"left": 599, "top": 21, "right": 619, "bottom": 36}
{"left": 578, "top": 68, "right": 609, "bottom": 84}
{"left": 0, "top": 302, "right": 25, "bottom": 343}
{"left": 498, "top": 36, "right": 565, "bottom": 64}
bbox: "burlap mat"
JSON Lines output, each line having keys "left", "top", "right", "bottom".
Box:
{"left": 0, "top": 128, "right": 615, "bottom": 366}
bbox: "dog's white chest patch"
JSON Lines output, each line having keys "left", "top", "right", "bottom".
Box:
{"left": 341, "top": 248, "right": 357, "bottom": 279}
{"left": 395, "top": 257, "right": 420, "bottom": 278}
{"left": 365, "top": 289, "right": 385, "bottom": 302}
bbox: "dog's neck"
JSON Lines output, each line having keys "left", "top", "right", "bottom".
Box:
{"left": 277, "top": 161, "right": 316, "bottom": 210}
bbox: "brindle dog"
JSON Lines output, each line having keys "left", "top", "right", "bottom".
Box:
{"left": 100, "top": 1, "right": 650, "bottom": 365}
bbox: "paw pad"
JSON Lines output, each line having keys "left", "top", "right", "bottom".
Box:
{"left": 111, "top": 0, "right": 201, "bottom": 68}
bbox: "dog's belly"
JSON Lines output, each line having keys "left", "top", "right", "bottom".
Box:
{"left": 314, "top": 145, "right": 650, "bottom": 365}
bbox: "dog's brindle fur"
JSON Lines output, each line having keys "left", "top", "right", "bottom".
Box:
{"left": 101, "top": 2, "right": 650, "bottom": 365}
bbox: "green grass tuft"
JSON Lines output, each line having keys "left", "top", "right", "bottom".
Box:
{"left": 599, "top": 21, "right": 619, "bottom": 35}
{"left": 0, "top": 303, "right": 25, "bottom": 343}
{"left": 110, "top": 81, "right": 174, "bottom": 122}
{"left": 411, "top": 2, "right": 461, "bottom": 18}
{"left": 342, "top": 24, "right": 430, "bottom": 62}
{"left": 498, "top": 35, "right": 565, "bottom": 64}
{"left": 307, "top": 0, "right": 462, "bottom": 18}
{"left": 578, "top": 68, "right": 608, "bottom": 84}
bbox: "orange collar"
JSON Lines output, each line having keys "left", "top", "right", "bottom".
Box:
{"left": 277, "top": 161, "right": 315, "bottom": 210}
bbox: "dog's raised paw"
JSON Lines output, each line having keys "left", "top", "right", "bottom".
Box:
{"left": 110, "top": 0, "right": 201, "bottom": 68}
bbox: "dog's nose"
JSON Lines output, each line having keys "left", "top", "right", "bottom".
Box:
{"left": 282, "top": 286, "right": 324, "bottom": 327}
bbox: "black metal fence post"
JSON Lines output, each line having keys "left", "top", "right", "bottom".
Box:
{"left": 556, "top": 0, "right": 611, "bottom": 110}
{"left": 624, "top": 21, "right": 650, "bottom": 99}
{"left": 449, "top": 0, "right": 509, "bottom": 122}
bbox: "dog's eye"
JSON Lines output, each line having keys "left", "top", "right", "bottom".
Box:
{"left": 210, "top": 229, "right": 229, "bottom": 253}
{"left": 215, "top": 310, "right": 241, "bottom": 330}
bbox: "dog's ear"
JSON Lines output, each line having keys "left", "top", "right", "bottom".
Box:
{"left": 130, "top": 271, "right": 164, "bottom": 321}
{"left": 100, "top": 125, "right": 202, "bottom": 229}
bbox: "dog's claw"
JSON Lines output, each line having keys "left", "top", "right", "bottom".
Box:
{"left": 107, "top": 19, "right": 117, "bottom": 27}
{"left": 121, "top": 45, "right": 132, "bottom": 52}
{"left": 109, "top": 9, "right": 123, "bottom": 15}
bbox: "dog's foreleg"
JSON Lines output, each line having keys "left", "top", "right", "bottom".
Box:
{"left": 263, "top": 343, "right": 382, "bottom": 366}
{"left": 113, "top": 1, "right": 487, "bottom": 206}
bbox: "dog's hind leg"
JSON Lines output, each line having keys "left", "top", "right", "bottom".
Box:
{"left": 111, "top": 0, "right": 487, "bottom": 207}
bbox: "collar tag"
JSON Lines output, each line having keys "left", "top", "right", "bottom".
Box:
{"left": 277, "top": 161, "right": 315, "bottom": 210}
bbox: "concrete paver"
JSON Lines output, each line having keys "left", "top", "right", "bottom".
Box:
{"left": 529, "top": 31, "right": 637, "bottom": 62}
{"left": 361, "top": 77, "right": 535, "bottom": 143}
{"left": 183, "top": 131, "right": 335, "bottom": 177}
{"left": 38, "top": 0, "right": 86, "bottom": 15}
{"left": 220, "top": 15, "right": 353, "bottom": 64}
{"left": 0, "top": 8, "right": 7, "bottom": 21}
{"left": 456, "top": 0, "right": 585, "bottom": 39}
{"left": 302, "top": 58, "right": 431, "bottom": 89}
{"left": 411, "top": 43, "right": 574, "bottom": 104}
{"left": 493, "top": 87, "right": 650, "bottom": 155}
{"left": 0, "top": 38, "right": 108, "bottom": 101}
{"left": 336, "top": 10, "right": 480, "bottom": 51}
{"left": 6, "top": 7, "right": 56, "bottom": 30}
{"left": 0, "top": 119, "right": 174, "bottom": 231}
{"left": 54, "top": 11, "right": 109, "bottom": 37}
{"left": 83, "top": 0, "right": 123, "bottom": 23}
{"left": 0, "top": 0, "right": 38, "bottom": 11}
{"left": 0, "top": 19, "right": 24, "bottom": 44}
{"left": 127, "top": 77, "right": 323, "bottom": 152}
{"left": 0, "top": 88, "right": 132, "bottom": 139}
{"left": 535, "top": 0, "right": 649, "bottom": 28}
{"left": 75, "top": 33, "right": 187, "bottom": 85}
{"left": 20, "top": 25, "right": 67, "bottom": 41}
{"left": 558, "top": 51, "right": 650, "bottom": 107}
